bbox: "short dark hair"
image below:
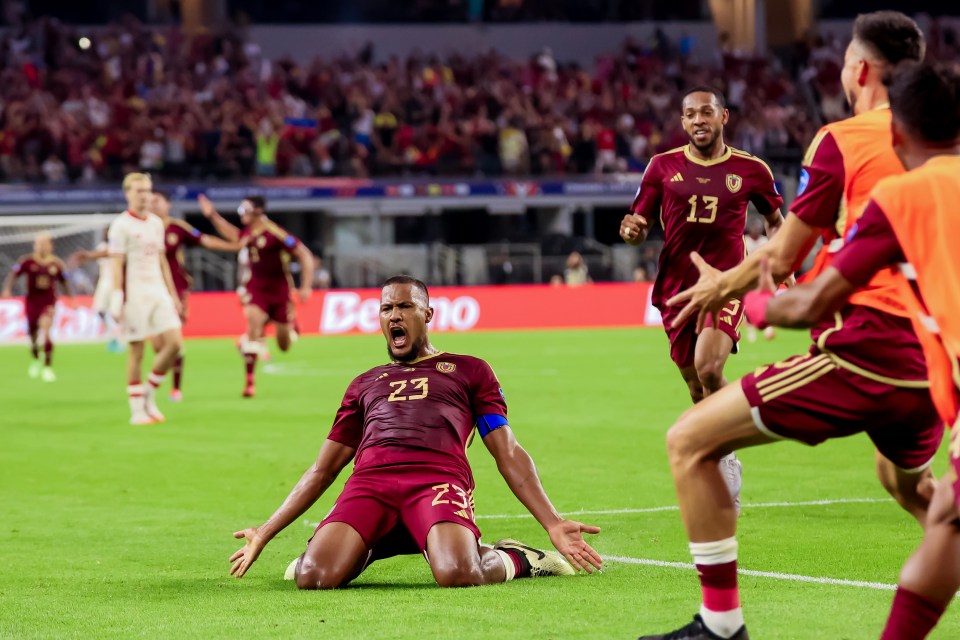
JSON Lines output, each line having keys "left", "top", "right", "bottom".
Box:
{"left": 382, "top": 275, "right": 429, "bottom": 301}
{"left": 681, "top": 86, "right": 726, "bottom": 110}
{"left": 246, "top": 195, "right": 266, "bottom": 210}
{"left": 887, "top": 62, "right": 960, "bottom": 144}
{"left": 152, "top": 190, "right": 171, "bottom": 202}
{"left": 853, "top": 11, "right": 925, "bottom": 66}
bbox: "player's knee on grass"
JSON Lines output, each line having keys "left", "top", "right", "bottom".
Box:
{"left": 430, "top": 554, "right": 485, "bottom": 588}
{"left": 295, "top": 555, "right": 350, "bottom": 590}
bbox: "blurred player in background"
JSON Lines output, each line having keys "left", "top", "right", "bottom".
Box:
{"left": 640, "top": 13, "right": 935, "bottom": 640}
{"left": 85, "top": 229, "right": 125, "bottom": 352}
{"left": 2, "top": 232, "right": 73, "bottom": 382}
{"left": 107, "top": 173, "right": 183, "bottom": 425}
{"left": 149, "top": 191, "right": 237, "bottom": 401}
{"left": 229, "top": 276, "right": 603, "bottom": 588}
{"left": 620, "top": 86, "right": 785, "bottom": 514}
{"left": 199, "top": 194, "right": 313, "bottom": 398}
{"left": 741, "top": 61, "right": 960, "bottom": 640}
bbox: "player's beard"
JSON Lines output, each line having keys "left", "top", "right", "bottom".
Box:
{"left": 689, "top": 129, "right": 720, "bottom": 154}
{"left": 388, "top": 335, "right": 424, "bottom": 363}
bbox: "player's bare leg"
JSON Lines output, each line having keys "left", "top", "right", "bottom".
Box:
{"left": 126, "top": 340, "right": 152, "bottom": 425}
{"left": 294, "top": 522, "right": 371, "bottom": 590}
{"left": 275, "top": 322, "right": 294, "bottom": 352}
{"left": 875, "top": 449, "right": 935, "bottom": 526}
{"left": 880, "top": 472, "right": 960, "bottom": 639}
{"left": 241, "top": 304, "right": 268, "bottom": 397}
{"left": 37, "top": 311, "right": 56, "bottom": 382}
{"left": 639, "top": 385, "right": 774, "bottom": 640}
{"left": 149, "top": 334, "right": 183, "bottom": 402}
{"left": 141, "top": 327, "right": 182, "bottom": 422}
{"left": 426, "top": 522, "right": 574, "bottom": 586}
{"left": 27, "top": 323, "right": 41, "bottom": 379}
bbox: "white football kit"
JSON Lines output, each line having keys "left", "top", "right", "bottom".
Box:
{"left": 108, "top": 210, "right": 181, "bottom": 342}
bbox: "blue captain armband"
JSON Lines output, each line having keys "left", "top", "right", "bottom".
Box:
{"left": 476, "top": 414, "right": 509, "bottom": 438}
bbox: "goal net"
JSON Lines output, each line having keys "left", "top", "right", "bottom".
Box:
{"left": 0, "top": 214, "right": 114, "bottom": 344}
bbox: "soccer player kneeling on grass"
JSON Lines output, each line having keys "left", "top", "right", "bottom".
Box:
{"left": 229, "top": 276, "right": 603, "bottom": 588}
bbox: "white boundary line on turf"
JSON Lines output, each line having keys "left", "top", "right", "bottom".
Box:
{"left": 472, "top": 497, "right": 890, "bottom": 520}
{"left": 304, "top": 497, "right": 890, "bottom": 528}
{"left": 604, "top": 556, "right": 899, "bottom": 591}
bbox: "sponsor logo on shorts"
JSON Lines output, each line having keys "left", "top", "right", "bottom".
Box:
{"left": 436, "top": 362, "right": 456, "bottom": 373}
{"left": 725, "top": 174, "right": 743, "bottom": 193}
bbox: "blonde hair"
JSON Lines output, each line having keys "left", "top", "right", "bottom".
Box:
{"left": 122, "top": 172, "right": 152, "bottom": 192}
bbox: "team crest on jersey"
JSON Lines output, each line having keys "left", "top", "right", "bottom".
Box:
{"left": 256, "top": 235, "right": 267, "bottom": 248}
{"left": 167, "top": 232, "right": 178, "bottom": 245}
{"left": 48, "top": 266, "right": 57, "bottom": 274}
{"left": 725, "top": 174, "right": 743, "bottom": 193}
{"left": 436, "top": 362, "right": 456, "bottom": 374}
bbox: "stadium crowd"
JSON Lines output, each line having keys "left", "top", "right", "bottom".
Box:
{"left": 0, "top": 15, "right": 957, "bottom": 184}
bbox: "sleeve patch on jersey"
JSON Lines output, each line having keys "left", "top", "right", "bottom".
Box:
{"left": 476, "top": 414, "right": 509, "bottom": 438}
{"left": 283, "top": 235, "right": 297, "bottom": 248}
{"left": 797, "top": 169, "right": 810, "bottom": 196}
{"left": 845, "top": 222, "right": 859, "bottom": 242}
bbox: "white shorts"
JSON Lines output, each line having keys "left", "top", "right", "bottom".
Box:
{"left": 123, "top": 294, "right": 181, "bottom": 342}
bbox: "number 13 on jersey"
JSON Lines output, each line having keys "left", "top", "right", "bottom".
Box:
{"left": 687, "top": 195, "right": 719, "bottom": 223}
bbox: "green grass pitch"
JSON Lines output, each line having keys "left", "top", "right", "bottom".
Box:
{"left": 2, "top": 327, "right": 957, "bottom": 639}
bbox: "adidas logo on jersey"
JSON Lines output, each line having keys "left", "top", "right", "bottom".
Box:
{"left": 670, "top": 173, "right": 684, "bottom": 182}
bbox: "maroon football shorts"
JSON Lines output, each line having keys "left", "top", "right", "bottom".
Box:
{"left": 317, "top": 465, "right": 482, "bottom": 553}
{"left": 659, "top": 298, "right": 743, "bottom": 370}
{"left": 741, "top": 349, "right": 943, "bottom": 471}
{"left": 25, "top": 299, "right": 55, "bottom": 334}
{"left": 241, "top": 287, "right": 291, "bottom": 325}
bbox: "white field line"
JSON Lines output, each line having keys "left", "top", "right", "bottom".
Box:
{"left": 304, "top": 497, "right": 890, "bottom": 528}
{"left": 604, "top": 555, "right": 900, "bottom": 591}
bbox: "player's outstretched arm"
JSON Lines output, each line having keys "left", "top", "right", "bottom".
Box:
{"left": 199, "top": 235, "right": 241, "bottom": 253}
{"left": 482, "top": 427, "right": 603, "bottom": 573}
{"left": 667, "top": 213, "right": 820, "bottom": 331}
{"left": 198, "top": 195, "right": 240, "bottom": 242}
{"left": 745, "top": 259, "right": 855, "bottom": 329}
{"left": 70, "top": 247, "right": 109, "bottom": 265}
{"left": 229, "top": 439, "right": 355, "bottom": 578}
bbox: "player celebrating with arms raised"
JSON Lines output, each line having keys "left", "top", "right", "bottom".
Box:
{"left": 2, "top": 232, "right": 73, "bottom": 382}
{"left": 199, "top": 194, "right": 313, "bottom": 398}
{"left": 620, "top": 86, "right": 785, "bottom": 511}
{"left": 108, "top": 173, "right": 183, "bottom": 425}
{"left": 229, "top": 276, "right": 602, "bottom": 588}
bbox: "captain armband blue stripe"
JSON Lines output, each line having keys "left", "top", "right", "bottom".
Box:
{"left": 476, "top": 414, "right": 509, "bottom": 438}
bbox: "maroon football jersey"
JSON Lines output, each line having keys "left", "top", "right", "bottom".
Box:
{"left": 164, "top": 219, "right": 203, "bottom": 297}
{"left": 238, "top": 220, "right": 301, "bottom": 293}
{"left": 327, "top": 353, "right": 508, "bottom": 482}
{"left": 631, "top": 145, "right": 783, "bottom": 308}
{"left": 12, "top": 255, "right": 66, "bottom": 306}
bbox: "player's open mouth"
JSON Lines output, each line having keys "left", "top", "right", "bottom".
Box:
{"left": 390, "top": 326, "right": 408, "bottom": 348}
{"left": 694, "top": 129, "right": 709, "bottom": 139}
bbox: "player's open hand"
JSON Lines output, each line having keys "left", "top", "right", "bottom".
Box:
{"left": 197, "top": 194, "right": 215, "bottom": 219}
{"left": 229, "top": 527, "right": 267, "bottom": 578}
{"left": 666, "top": 251, "right": 727, "bottom": 333}
{"left": 297, "top": 287, "right": 311, "bottom": 304}
{"left": 172, "top": 296, "right": 184, "bottom": 318}
{"left": 546, "top": 519, "right": 603, "bottom": 574}
{"left": 620, "top": 213, "right": 648, "bottom": 246}
{"left": 757, "top": 255, "right": 776, "bottom": 293}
